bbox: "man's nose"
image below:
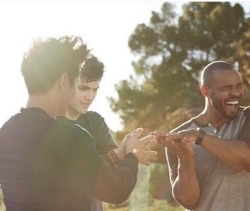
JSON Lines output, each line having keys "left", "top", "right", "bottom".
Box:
{"left": 85, "top": 91, "right": 95, "bottom": 101}
{"left": 230, "top": 87, "right": 242, "bottom": 97}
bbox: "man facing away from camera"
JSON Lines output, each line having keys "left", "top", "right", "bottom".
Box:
{"left": 0, "top": 36, "right": 157, "bottom": 211}
{"left": 155, "top": 61, "right": 250, "bottom": 211}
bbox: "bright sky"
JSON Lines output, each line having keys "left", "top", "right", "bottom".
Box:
{"left": 0, "top": 1, "right": 168, "bottom": 131}
{"left": 0, "top": 1, "right": 249, "bottom": 132}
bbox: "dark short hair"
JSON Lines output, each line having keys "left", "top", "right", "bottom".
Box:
{"left": 200, "top": 61, "right": 235, "bottom": 85}
{"left": 21, "top": 36, "right": 89, "bottom": 94}
{"left": 79, "top": 55, "right": 104, "bottom": 82}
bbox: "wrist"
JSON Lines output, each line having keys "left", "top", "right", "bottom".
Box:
{"left": 194, "top": 128, "right": 206, "bottom": 145}
{"left": 114, "top": 147, "right": 126, "bottom": 160}
{"left": 126, "top": 148, "right": 139, "bottom": 159}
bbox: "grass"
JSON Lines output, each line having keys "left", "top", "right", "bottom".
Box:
{"left": 104, "top": 199, "right": 185, "bottom": 211}
{"left": 0, "top": 164, "right": 184, "bottom": 211}
{"left": 0, "top": 189, "right": 5, "bottom": 211}
{"left": 0, "top": 189, "right": 184, "bottom": 211}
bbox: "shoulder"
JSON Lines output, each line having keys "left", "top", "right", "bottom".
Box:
{"left": 241, "top": 106, "right": 250, "bottom": 117}
{"left": 56, "top": 116, "right": 72, "bottom": 125}
{"left": 62, "top": 123, "right": 92, "bottom": 140}
{"left": 50, "top": 122, "right": 92, "bottom": 145}
{"left": 84, "top": 111, "right": 104, "bottom": 120}
{"left": 81, "top": 111, "right": 106, "bottom": 125}
{"left": 237, "top": 106, "right": 250, "bottom": 144}
{"left": 48, "top": 122, "right": 96, "bottom": 158}
{"left": 170, "top": 118, "right": 195, "bottom": 133}
{"left": 51, "top": 123, "right": 101, "bottom": 173}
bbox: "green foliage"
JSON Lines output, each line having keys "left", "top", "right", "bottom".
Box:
{"left": 104, "top": 164, "right": 184, "bottom": 211}
{"left": 104, "top": 200, "right": 185, "bottom": 211}
{"left": 109, "top": 2, "right": 250, "bottom": 207}
{"left": 149, "top": 164, "right": 175, "bottom": 204}
{"left": 109, "top": 2, "right": 250, "bottom": 134}
{"left": 0, "top": 190, "right": 5, "bottom": 211}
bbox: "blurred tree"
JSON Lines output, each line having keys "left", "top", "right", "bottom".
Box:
{"left": 110, "top": 2, "right": 250, "bottom": 143}
{"left": 109, "top": 2, "right": 250, "bottom": 207}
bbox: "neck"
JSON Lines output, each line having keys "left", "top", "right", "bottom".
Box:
{"left": 64, "top": 107, "right": 80, "bottom": 121}
{"left": 26, "top": 93, "right": 58, "bottom": 119}
{"left": 196, "top": 101, "right": 229, "bottom": 130}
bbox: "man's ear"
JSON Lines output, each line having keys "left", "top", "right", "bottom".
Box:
{"left": 200, "top": 84, "right": 209, "bottom": 97}
{"left": 58, "top": 73, "right": 70, "bottom": 90}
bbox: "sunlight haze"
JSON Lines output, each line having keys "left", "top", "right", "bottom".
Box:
{"left": 0, "top": 1, "right": 248, "bottom": 131}
{"left": 0, "top": 1, "right": 167, "bottom": 131}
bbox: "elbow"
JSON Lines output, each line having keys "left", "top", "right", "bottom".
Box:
{"left": 175, "top": 197, "right": 199, "bottom": 210}
{"left": 102, "top": 188, "right": 131, "bottom": 204}
{"left": 173, "top": 189, "right": 200, "bottom": 210}
{"left": 184, "top": 202, "right": 199, "bottom": 210}
{"left": 234, "top": 156, "right": 250, "bottom": 172}
{"left": 111, "top": 183, "right": 134, "bottom": 204}
{"left": 110, "top": 193, "right": 129, "bottom": 204}
{"left": 243, "top": 160, "right": 250, "bottom": 172}
{"left": 240, "top": 146, "right": 250, "bottom": 172}
{"left": 94, "top": 181, "right": 134, "bottom": 204}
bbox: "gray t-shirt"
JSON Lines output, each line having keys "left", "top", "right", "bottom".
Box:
{"left": 167, "top": 107, "right": 250, "bottom": 211}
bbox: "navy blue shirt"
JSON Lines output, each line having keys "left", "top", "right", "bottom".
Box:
{"left": 0, "top": 108, "right": 100, "bottom": 211}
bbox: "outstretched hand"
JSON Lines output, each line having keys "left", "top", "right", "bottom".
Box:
{"left": 121, "top": 128, "right": 158, "bottom": 165}
{"left": 152, "top": 131, "right": 194, "bottom": 159}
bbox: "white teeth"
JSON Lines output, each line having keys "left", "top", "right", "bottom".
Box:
{"left": 226, "top": 101, "right": 239, "bottom": 105}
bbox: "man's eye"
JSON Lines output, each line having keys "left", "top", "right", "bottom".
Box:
{"left": 237, "top": 84, "right": 243, "bottom": 89}
{"left": 78, "top": 87, "right": 87, "bottom": 90}
{"left": 221, "top": 86, "right": 231, "bottom": 91}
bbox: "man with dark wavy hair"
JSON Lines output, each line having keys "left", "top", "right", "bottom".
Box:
{"left": 58, "top": 55, "right": 117, "bottom": 210}
{"left": 0, "top": 36, "right": 157, "bottom": 211}
{"left": 59, "top": 55, "right": 117, "bottom": 155}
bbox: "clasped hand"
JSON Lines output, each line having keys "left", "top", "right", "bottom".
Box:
{"left": 152, "top": 129, "right": 199, "bottom": 158}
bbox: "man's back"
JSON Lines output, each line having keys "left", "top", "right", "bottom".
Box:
{"left": 0, "top": 108, "right": 100, "bottom": 211}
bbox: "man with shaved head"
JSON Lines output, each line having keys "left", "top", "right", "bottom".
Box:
{"left": 155, "top": 61, "right": 250, "bottom": 211}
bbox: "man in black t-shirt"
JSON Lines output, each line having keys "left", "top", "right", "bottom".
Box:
{"left": 0, "top": 36, "right": 157, "bottom": 211}
{"left": 58, "top": 55, "right": 119, "bottom": 211}
{"left": 57, "top": 55, "right": 146, "bottom": 211}
{"left": 58, "top": 55, "right": 117, "bottom": 155}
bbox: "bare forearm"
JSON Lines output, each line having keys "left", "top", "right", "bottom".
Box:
{"left": 202, "top": 134, "right": 250, "bottom": 171}
{"left": 173, "top": 158, "right": 200, "bottom": 209}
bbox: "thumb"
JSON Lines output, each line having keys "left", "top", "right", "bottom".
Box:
{"left": 143, "top": 151, "right": 158, "bottom": 165}
{"left": 145, "top": 150, "right": 157, "bottom": 157}
{"left": 130, "top": 127, "right": 144, "bottom": 138}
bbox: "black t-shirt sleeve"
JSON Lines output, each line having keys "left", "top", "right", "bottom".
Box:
{"left": 86, "top": 112, "right": 118, "bottom": 154}
{"left": 94, "top": 153, "right": 138, "bottom": 204}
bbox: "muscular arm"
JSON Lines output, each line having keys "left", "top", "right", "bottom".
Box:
{"left": 197, "top": 108, "right": 250, "bottom": 171}
{"left": 167, "top": 150, "right": 200, "bottom": 210}
{"left": 200, "top": 134, "right": 250, "bottom": 171}
{"left": 94, "top": 153, "right": 138, "bottom": 204}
